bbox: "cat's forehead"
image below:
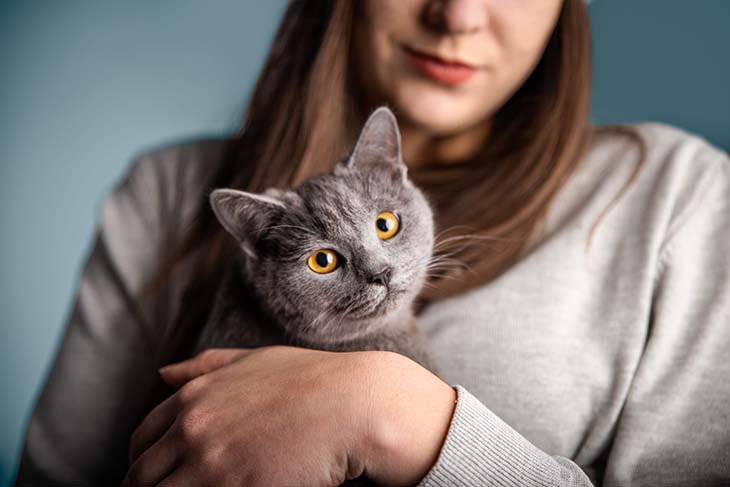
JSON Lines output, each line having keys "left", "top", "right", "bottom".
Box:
{"left": 298, "top": 177, "right": 369, "bottom": 229}
{"left": 287, "top": 171, "right": 403, "bottom": 236}
{"left": 307, "top": 168, "right": 403, "bottom": 201}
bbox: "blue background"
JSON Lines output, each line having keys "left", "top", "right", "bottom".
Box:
{"left": 1, "top": 1, "right": 728, "bottom": 484}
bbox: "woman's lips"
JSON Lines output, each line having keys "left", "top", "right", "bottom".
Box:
{"left": 402, "top": 45, "right": 478, "bottom": 86}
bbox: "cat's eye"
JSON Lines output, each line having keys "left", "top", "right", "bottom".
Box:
{"left": 375, "top": 211, "right": 400, "bottom": 240}
{"left": 307, "top": 249, "right": 339, "bottom": 274}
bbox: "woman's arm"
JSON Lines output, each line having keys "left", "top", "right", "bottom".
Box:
{"left": 13, "top": 152, "right": 168, "bottom": 486}
{"left": 124, "top": 347, "right": 432, "bottom": 486}
{"left": 600, "top": 145, "right": 730, "bottom": 484}
{"left": 13, "top": 140, "right": 226, "bottom": 486}
{"left": 363, "top": 359, "right": 595, "bottom": 487}
{"left": 128, "top": 345, "right": 592, "bottom": 487}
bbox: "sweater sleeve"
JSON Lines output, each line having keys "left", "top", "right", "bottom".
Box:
{"left": 416, "top": 385, "right": 595, "bottom": 487}
{"left": 13, "top": 151, "right": 182, "bottom": 486}
{"left": 417, "top": 143, "right": 730, "bottom": 487}
{"left": 600, "top": 145, "right": 730, "bottom": 485}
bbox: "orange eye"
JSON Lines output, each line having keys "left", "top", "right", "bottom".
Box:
{"left": 307, "top": 249, "right": 339, "bottom": 274}
{"left": 375, "top": 211, "right": 400, "bottom": 240}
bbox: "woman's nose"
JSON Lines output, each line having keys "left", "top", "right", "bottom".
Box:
{"left": 422, "top": 0, "right": 488, "bottom": 35}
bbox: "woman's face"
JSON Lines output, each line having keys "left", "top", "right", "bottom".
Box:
{"left": 353, "top": 0, "right": 563, "bottom": 136}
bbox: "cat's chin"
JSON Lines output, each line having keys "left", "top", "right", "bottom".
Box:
{"left": 349, "top": 288, "right": 410, "bottom": 320}
{"left": 288, "top": 290, "right": 414, "bottom": 346}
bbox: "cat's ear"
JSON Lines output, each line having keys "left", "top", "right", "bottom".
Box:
{"left": 346, "top": 106, "right": 407, "bottom": 180}
{"left": 209, "top": 188, "right": 285, "bottom": 258}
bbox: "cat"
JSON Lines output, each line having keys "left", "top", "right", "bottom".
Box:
{"left": 193, "top": 106, "right": 436, "bottom": 486}
{"left": 194, "top": 107, "right": 436, "bottom": 375}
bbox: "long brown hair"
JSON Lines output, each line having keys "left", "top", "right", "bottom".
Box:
{"left": 145, "top": 0, "right": 644, "bottom": 384}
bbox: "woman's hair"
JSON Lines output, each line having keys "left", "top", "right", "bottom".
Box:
{"left": 145, "top": 0, "right": 645, "bottom": 375}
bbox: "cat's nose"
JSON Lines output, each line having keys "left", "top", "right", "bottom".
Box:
{"left": 368, "top": 266, "right": 393, "bottom": 287}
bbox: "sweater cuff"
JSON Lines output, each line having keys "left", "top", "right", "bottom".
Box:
{"left": 415, "top": 385, "right": 587, "bottom": 487}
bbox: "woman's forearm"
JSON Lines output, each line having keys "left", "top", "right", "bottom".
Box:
{"left": 357, "top": 351, "right": 457, "bottom": 486}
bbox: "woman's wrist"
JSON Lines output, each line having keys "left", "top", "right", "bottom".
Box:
{"left": 354, "top": 351, "right": 457, "bottom": 486}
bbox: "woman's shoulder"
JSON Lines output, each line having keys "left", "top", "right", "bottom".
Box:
{"left": 582, "top": 121, "right": 729, "bottom": 227}
{"left": 123, "top": 136, "right": 233, "bottom": 194}
{"left": 103, "top": 136, "right": 234, "bottom": 234}
{"left": 588, "top": 121, "right": 728, "bottom": 178}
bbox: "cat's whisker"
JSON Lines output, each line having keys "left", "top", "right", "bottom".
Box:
{"left": 421, "top": 281, "right": 442, "bottom": 291}
{"left": 427, "top": 254, "right": 471, "bottom": 270}
{"left": 427, "top": 255, "right": 473, "bottom": 268}
{"left": 427, "top": 260, "right": 478, "bottom": 279}
{"left": 306, "top": 306, "right": 333, "bottom": 336}
{"left": 432, "top": 246, "right": 483, "bottom": 263}
{"left": 332, "top": 300, "right": 359, "bottom": 334}
{"left": 418, "top": 258, "right": 474, "bottom": 283}
{"left": 427, "top": 254, "right": 467, "bottom": 265}
{"left": 426, "top": 266, "right": 472, "bottom": 278}
{"left": 433, "top": 224, "right": 478, "bottom": 241}
{"left": 433, "top": 241, "right": 481, "bottom": 256}
{"left": 435, "top": 232, "right": 507, "bottom": 243}
{"left": 433, "top": 236, "right": 505, "bottom": 254}
{"left": 425, "top": 271, "right": 462, "bottom": 281}
{"left": 316, "top": 298, "right": 360, "bottom": 342}
{"left": 426, "top": 254, "right": 478, "bottom": 277}
{"left": 426, "top": 265, "right": 465, "bottom": 275}
{"left": 432, "top": 232, "right": 523, "bottom": 256}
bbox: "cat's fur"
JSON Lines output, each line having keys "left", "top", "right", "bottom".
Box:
{"left": 194, "top": 107, "right": 436, "bottom": 372}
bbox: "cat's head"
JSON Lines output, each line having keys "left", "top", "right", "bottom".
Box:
{"left": 210, "top": 107, "right": 434, "bottom": 343}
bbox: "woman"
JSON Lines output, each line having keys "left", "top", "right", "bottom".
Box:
{"left": 15, "top": 0, "right": 730, "bottom": 486}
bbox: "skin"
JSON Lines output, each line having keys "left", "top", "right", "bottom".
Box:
{"left": 124, "top": 1, "right": 562, "bottom": 485}
{"left": 354, "top": 0, "right": 562, "bottom": 168}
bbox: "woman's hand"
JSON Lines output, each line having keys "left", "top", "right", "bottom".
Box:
{"left": 123, "top": 346, "right": 456, "bottom": 487}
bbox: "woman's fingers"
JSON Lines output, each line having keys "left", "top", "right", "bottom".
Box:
{"left": 158, "top": 347, "right": 257, "bottom": 387}
{"left": 123, "top": 425, "right": 180, "bottom": 487}
{"left": 128, "top": 392, "right": 178, "bottom": 465}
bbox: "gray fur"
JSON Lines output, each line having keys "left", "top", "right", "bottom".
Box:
{"left": 195, "top": 107, "right": 435, "bottom": 372}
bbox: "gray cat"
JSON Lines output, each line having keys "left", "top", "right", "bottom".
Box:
{"left": 194, "top": 107, "right": 435, "bottom": 486}
{"left": 194, "top": 106, "right": 435, "bottom": 371}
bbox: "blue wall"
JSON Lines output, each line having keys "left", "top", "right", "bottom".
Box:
{"left": 590, "top": 0, "right": 729, "bottom": 149}
{"left": 1, "top": 1, "right": 728, "bottom": 484}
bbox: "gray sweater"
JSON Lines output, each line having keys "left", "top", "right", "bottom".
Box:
{"left": 14, "top": 123, "right": 730, "bottom": 486}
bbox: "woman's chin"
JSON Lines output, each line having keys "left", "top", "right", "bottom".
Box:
{"left": 391, "top": 84, "right": 492, "bottom": 136}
